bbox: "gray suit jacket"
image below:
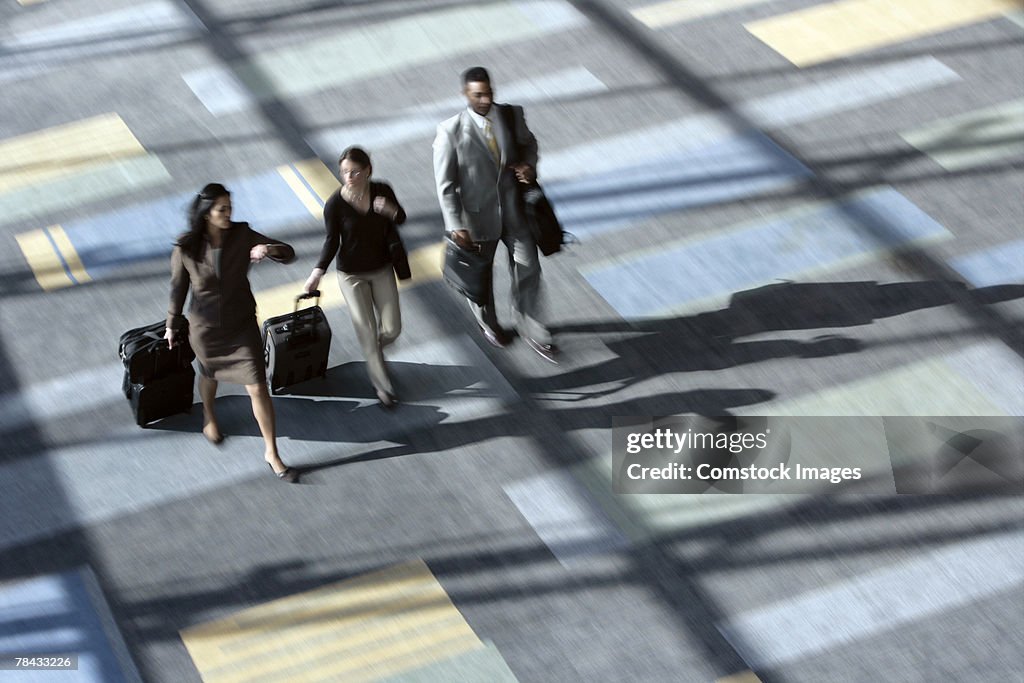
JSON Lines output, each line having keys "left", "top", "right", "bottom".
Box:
{"left": 432, "top": 104, "right": 539, "bottom": 242}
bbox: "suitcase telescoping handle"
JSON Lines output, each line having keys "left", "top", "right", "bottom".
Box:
{"left": 295, "top": 290, "right": 320, "bottom": 312}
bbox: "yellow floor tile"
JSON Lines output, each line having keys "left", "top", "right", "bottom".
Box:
{"left": 745, "top": 0, "right": 1021, "bottom": 67}
{"left": 180, "top": 559, "right": 485, "bottom": 683}
{"left": 0, "top": 113, "right": 146, "bottom": 193}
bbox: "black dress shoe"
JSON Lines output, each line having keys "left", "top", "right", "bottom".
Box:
{"left": 525, "top": 337, "right": 559, "bottom": 364}
{"left": 268, "top": 463, "right": 300, "bottom": 483}
{"left": 478, "top": 324, "right": 510, "bottom": 348}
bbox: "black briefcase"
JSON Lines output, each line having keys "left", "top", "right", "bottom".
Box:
{"left": 262, "top": 291, "right": 332, "bottom": 394}
{"left": 442, "top": 238, "right": 491, "bottom": 305}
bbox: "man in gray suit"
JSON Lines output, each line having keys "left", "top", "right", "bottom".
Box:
{"left": 433, "top": 66, "right": 557, "bottom": 363}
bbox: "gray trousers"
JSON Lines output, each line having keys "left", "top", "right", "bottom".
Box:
{"left": 470, "top": 223, "right": 550, "bottom": 344}
{"left": 337, "top": 265, "right": 401, "bottom": 396}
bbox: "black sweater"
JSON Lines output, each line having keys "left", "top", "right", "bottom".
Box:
{"left": 315, "top": 181, "right": 406, "bottom": 274}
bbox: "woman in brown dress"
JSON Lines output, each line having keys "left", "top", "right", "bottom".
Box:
{"left": 164, "top": 183, "right": 299, "bottom": 483}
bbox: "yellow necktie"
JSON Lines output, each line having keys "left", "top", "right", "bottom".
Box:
{"left": 484, "top": 120, "right": 500, "bottom": 165}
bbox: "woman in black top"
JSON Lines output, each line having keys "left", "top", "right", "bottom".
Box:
{"left": 304, "top": 147, "right": 409, "bottom": 409}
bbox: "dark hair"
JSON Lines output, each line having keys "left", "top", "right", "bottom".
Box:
{"left": 177, "top": 183, "right": 230, "bottom": 261}
{"left": 461, "top": 66, "right": 490, "bottom": 86}
{"left": 338, "top": 146, "right": 371, "bottom": 169}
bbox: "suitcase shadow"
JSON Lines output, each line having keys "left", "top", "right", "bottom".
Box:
{"left": 280, "top": 361, "right": 507, "bottom": 403}
{"left": 206, "top": 394, "right": 446, "bottom": 448}
{"left": 170, "top": 360, "right": 504, "bottom": 452}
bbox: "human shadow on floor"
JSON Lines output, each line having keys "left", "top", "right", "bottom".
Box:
{"left": 149, "top": 369, "right": 773, "bottom": 472}
{"left": 149, "top": 359, "right": 510, "bottom": 448}
{"left": 301, "top": 387, "right": 776, "bottom": 472}
{"left": 281, "top": 360, "right": 504, "bottom": 403}
{"left": 529, "top": 280, "right": 1023, "bottom": 398}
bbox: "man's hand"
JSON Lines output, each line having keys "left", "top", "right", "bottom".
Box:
{"left": 511, "top": 163, "right": 535, "bottom": 184}
{"left": 450, "top": 229, "right": 476, "bottom": 250}
{"left": 164, "top": 327, "right": 177, "bottom": 349}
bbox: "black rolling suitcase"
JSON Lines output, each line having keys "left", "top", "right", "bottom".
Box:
{"left": 119, "top": 320, "right": 196, "bottom": 426}
{"left": 262, "top": 291, "right": 331, "bottom": 394}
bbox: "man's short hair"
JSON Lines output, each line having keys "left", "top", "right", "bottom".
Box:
{"left": 462, "top": 66, "right": 491, "bottom": 86}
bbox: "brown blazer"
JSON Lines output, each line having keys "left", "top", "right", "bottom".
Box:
{"left": 167, "top": 222, "right": 295, "bottom": 330}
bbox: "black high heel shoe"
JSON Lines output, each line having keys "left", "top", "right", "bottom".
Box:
{"left": 268, "top": 463, "right": 300, "bottom": 483}
{"left": 376, "top": 390, "right": 399, "bottom": 410}
{"left": 203, "top": 425, "right": 225, "bottom": 446}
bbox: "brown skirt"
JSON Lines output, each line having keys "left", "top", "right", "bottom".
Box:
{"left": 190, "top": 318, "right": 265, "bottom": 385}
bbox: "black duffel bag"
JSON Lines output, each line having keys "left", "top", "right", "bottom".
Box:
{"left": 521, "top": 182, "right": 566, "bottom": 256}
{"left": 119, "top": 320, "right": 195, "bottom": 395}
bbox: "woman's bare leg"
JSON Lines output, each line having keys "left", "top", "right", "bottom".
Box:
{"left": 199, "top": 376, "right": 222, "bottom": 443}
{"left": 244, "top": 382, "right": 288, "bottom": 473}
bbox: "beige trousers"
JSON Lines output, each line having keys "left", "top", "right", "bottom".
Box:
{"left": 336, "top": 265, "right": 401, "bottom": 396}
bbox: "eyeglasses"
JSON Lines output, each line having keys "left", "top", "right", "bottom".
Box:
{"left": 341, "top": 170, "right": 364, "bottom": 178}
